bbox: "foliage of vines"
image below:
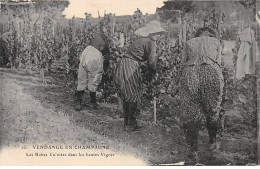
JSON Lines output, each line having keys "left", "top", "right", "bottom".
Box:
{"left": 2, "top": 6, "right": 196, "bottom": 114}
{"left": 96, "top": 10, "right": 197, "bottom": 115}
{"left": 2, "top": 5, "right": 230, "bottom": 119}
{"left": 66, "top": 16, "right": 98, "bottom": 88}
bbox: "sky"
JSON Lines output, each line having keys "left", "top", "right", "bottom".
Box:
{"left": 62, "top": 0, "right": 166, "bottom": 18}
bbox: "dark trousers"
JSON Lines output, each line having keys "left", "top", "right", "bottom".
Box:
{"left": 122, "top": 100, "right": 137, "bottom": 127}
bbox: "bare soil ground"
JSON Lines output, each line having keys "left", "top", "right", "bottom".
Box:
{"left": 0, "top": 67, "right": 257, "bottom": 166}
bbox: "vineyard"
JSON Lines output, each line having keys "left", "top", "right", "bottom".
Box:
{"left": 0, "top": 0, "right": 259, "bottom": 166}
{"left": 0, "top": 3, "right": 192, "bottom": 111}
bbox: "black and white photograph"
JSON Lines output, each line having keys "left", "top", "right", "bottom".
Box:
{"left": 0, "top": 0, "right": 259, "bottom": 166}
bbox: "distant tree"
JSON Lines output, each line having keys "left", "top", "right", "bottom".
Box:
{"left": 239, "top": 0, "right": 256, "bottom": 9}
{"left": 239, "top": 0, "right": 256, "bottom": 21}
{"left": 158, "top": 0, "right": 196, "bottom": 22}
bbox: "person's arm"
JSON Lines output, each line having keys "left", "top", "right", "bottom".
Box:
{"left": 147, "top": 40, "right": 157, "bottom": 73}
{"left": 145, "top": 40, "right": 157, "bottom": 82}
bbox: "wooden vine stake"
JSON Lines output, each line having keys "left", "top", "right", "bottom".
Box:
{"left": 178, "top": 16, "right": 182, "bottom": 46}
{"left": 72, "top": 16, "right": 76, "bottom": 42}
{"left": 153, "top": 97, "right": 157, "bottom": 124}
{"left": 218, "top": 11, "right": 222, "bottom": 40}
{"left": 112, "top": 14, "right": 116, "bottom": 35}
{"left": 256, "top": 61, "right": 260, "bottom": 165}
{"left": 182, "top": 16, "right": 187, "bottom": 60}
{"left": 183, "top": 18, "right": 187, "bottom": 43}
{"left": 38, "top": 20, "right": 46, "bottom": 84}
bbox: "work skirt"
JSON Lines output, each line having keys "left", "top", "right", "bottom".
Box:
{"left": 178, "top": 62, "right": 224, "bottom": 126}
{"left": 115, "top": 57, "right": 143, "bottom": 103}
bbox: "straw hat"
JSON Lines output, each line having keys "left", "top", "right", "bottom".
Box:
{"left": 135, "top": 27, "right": 149, "bottom": 37}
{"left": 134, "top": 20, "right": 166, "bottom": 37}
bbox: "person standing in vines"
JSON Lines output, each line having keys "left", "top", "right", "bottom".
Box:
{"left": 0, "top": 31, "right": 10, "bottom": 67}
{"left": 75, "top": 29, "right": 109, "bottom": 111}
{"left": 115, "top": 20, "right": 166, "bottom": 132}
{"left": 178, "top": 27, "right": 224, "bottom": 160}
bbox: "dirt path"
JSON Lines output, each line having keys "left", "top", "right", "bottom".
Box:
{"left": 0, "top": 68, "right": 257, "bottom": 165}
{"left": 0, "top": 70, "right": 148, "bottom": 165}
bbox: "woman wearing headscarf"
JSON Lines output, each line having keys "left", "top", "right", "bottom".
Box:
{"left": 75, "top": 35, "right": 109, "bottom": 111}
{"left": 115, "top": 20, "right": 166, "bottom": 132}
{"left": 178, "top": 27, "right": 224, "bottom": 158}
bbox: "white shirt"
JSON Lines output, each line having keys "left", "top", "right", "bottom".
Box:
{"left": 80, "top": 45, "right": 103, "bottom": 69}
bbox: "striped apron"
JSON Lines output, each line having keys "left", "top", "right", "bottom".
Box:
{"left": 115, "top": 56, "right": 143, "bottom": 103}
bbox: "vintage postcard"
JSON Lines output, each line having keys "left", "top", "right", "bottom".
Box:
{"left": 0, "top": 0, "right": 259, "bottom": 166}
